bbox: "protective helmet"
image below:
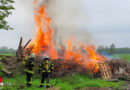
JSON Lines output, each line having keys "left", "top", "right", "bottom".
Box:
{"left": 44, "top": 55, "right": 50, "bottom": 61}
{"left": 30, "top": 53, "right": 35, "bottom": 57}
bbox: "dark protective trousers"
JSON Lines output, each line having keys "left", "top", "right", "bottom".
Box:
{"left": 41, "top": 72, "right": 50, "bottom": 86}
{"left": 26, "top": 72, "right": 33, "bottom": 86}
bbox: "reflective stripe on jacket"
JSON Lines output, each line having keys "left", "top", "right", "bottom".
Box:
{"left": 25, "top": 59, "right": 35, "bottom": 74}
{"left": 39, "top": 61, "right": 54, "bottom": 73}
{"left": 24, "top": 69, "right": 34, "bottom": 74}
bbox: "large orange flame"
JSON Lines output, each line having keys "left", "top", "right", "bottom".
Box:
{"left": 29, "top": 1, "right": 106, "bottom": 72}
{"left": 30, "top": 5, "right": 58, "bottom": 59}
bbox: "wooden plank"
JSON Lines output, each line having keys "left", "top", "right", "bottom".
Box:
{"left": 99, "top": 61, "right": 112, "bottom": 80}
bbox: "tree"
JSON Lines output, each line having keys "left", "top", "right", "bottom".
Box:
{"left": 0, "top": 0, "right": 14, "bottom": 30}
{"left": 109, "top": 43, "right": 116, "bottom": 54}
{"left": 97, "top": 45, "right": 105, "bottom": 54}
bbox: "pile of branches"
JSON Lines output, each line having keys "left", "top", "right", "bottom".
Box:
{"left": 51, "top": 59, "right": 102, "bottom": 78}
{"left": 0, "top": 55, "right": 90, "bottom": 78}
{"left": 108, "top": 59, "right": 130, "bottom": 80}
{"left": 0, "top": 56, "right": 24, "bottom": 77}
{"left": 51, "top": 59, "right": 87, "bottom": 78}
{"left": 0, "top": 53, "right": 102, "bottom": 78}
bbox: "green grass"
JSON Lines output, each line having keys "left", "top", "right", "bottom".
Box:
{"left": 2, "top": 73, "right": 125, "bottom": 90}
{"left": 118, "top": 54, "right": 130, "bottom": 62}
{"left": 0, "top": 54, "right": 14, "bottom": 56}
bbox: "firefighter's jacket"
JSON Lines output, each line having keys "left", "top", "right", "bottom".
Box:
{"left": 23, "top": 57, "right": 28, "bottom": 65}
{"left": 24, "top": 59, "right": 35, "bottom": 74}
{"left": 39, "top": 61, "right": 54, "bottom": 73}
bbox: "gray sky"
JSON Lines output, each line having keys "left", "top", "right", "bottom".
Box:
{"left": 0, "top": 0, "right": 130, "bottom": 49}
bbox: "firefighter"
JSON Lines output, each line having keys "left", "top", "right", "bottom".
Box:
{"left": 39, "top": 56, "right": 54, "bottom": 88}
{"left": 24, "top": 57, "right": 35, "bottom": 87}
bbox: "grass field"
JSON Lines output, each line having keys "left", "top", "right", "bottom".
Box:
{"left": 0, "top": 54, "right": 14, "bottom": 56}
{"left": 117, "top": 54, "right": 130, "bottom": 62}
{"left": 2, "top": 73, "right": 125, "bottom": 90}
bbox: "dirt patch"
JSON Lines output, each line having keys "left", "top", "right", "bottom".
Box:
{"left": 47, "top": 87, "right": 60, "bottom": 90}
{"left": 83, "top": 87, "right": 112, "bottom": 90}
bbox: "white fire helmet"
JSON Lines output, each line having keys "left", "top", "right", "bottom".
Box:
{"left": 44, "top": 55, "right": 49, "bottom": 60}
{"left": 30, "top": 53, "right": 35, "bottom": 57}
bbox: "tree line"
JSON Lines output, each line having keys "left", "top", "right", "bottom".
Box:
{"left": 97, "top": 44, "right": 130, "bottom": 55}
{"left": 0, "top": 46, "right": 16, "bottom": 55}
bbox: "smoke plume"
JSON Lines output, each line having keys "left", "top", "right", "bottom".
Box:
{"left": 35, "top": 0, "right": 93, "bottom": 46}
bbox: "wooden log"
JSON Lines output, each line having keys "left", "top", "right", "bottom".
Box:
{"left": 18, "top": 37, "right": 23, "bottom": 49}
{"left": 16, "top": 37, "right": 23, "bottom": 58}
{"left": 16, "top": 37, "right": 32, "bottom": 61}
{"left": 23, "top": 39, "right": 31, "bottom": 50}
{"left": 8, "top": 61, "right": 17, "bottom": 65}
{"left": 1, "top": 68, "right": 13, "bottom": 77}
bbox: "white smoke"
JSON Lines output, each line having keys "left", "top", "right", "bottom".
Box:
{"left": 7, "top": 0, "right": 93, "bottom": 48}
{"left": 41, "top": 0, "right": 93, "bottom": 46}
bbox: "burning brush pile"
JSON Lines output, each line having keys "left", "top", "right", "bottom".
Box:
{"left": 0, "top": 0, "right": 130, "bottom": 81}
{"left": 26, "top": 2, "right": 130, "bottom": 79}
{"left": 27, "top": 3, "right": 107, "bottom": 77}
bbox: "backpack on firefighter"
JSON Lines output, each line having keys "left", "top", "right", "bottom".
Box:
{"left": 39, "top": 56, "right": 54, "bottom": 88}
{"left": 24, "top": 57, "right": 35, "bottom": 87}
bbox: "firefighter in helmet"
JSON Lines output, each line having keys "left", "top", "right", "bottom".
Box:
{"left": 24, "top": 57, "right": 35, "bottom": 87}
{"left": 39, "top": 56, "right": 54, "bottom": 88}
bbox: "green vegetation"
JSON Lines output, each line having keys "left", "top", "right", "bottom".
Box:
{"left": 0, "top": 46, "right": 16, "bottom": 55}
{"left": 116, "top": 48, "right": 130, "bottom": 54}
{"left": 3, "top": 73, "right": 125, "bottom": 90}
{"left": 0, "top": 54, "right": 15, "bottom": 56}
{"left": 0, "top": 0, "right": 15, "bottom": 30}
{"left": 97, "top": 44, "right": 130, "bottom": 55}
{"left": 97, "top": 44, "right": 116, "bottom": 55}
{"left": 118, "top": 54, "right": 130, "bottom": 62}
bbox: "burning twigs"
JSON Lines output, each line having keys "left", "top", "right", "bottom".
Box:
{"left": 51, "top": 59, "right": 89, "bottom": 78}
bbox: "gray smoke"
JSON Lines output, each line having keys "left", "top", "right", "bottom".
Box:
{"left": 12, "top": 0, "right": 93, "bottom": 48}
{"left": 41, "top": 0, "right": 93, "bottom": 46}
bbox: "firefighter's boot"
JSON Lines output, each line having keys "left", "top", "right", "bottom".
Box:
{"left": 46, "top": 84, "right": 50, "bottom": 88}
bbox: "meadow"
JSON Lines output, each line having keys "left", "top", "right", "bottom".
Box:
{"left": 3, "top": 73, "right": 125, "bottom": 90}
{"left": 118, "top": 54, "right": 130, "bottom": 62}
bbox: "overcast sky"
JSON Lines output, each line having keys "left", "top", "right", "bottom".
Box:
{"left": 0, "top": 0, "right": 130, "bottom": 49}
